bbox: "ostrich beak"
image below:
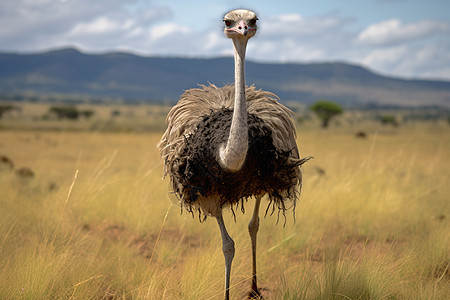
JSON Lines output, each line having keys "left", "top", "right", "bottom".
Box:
{"left": 236, "top": 20, "right": 249, "bottom": 36}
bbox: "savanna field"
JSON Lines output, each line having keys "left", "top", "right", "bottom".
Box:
{"left": 0, "top": 103, "right": 449, "bottom": 299}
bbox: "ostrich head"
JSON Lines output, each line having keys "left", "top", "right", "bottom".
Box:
{"left": 223, "top": 9, "right": 258, "bottom": 39}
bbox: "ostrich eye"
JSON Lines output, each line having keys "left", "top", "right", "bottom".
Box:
{"left": 249, "top": 18, "right": 257, "bottom": 26}
{"left": 224, "top": 20, "right": 231, "bottom": 27}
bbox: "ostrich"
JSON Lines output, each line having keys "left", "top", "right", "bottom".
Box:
{"left": 158, "top": 9, "right": 310, "bottom": 299}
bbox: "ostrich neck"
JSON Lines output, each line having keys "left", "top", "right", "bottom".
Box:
{"left": 219, "top": 38, "right": 249, "bottom": 172}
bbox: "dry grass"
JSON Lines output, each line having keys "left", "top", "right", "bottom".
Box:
{"left": 0, "top": 113, "right": 449, "bottom": 299}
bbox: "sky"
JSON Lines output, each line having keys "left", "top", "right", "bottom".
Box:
{"left": 1, "top": 0, "right": 450, "bottom": 80}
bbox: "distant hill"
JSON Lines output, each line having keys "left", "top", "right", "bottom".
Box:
{"left": 1, "top": 48, "right": 450, "bottom": 107}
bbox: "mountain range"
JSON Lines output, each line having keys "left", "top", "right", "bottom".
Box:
{"left": 1, "top": 48, "right": 450, "bottom": 108}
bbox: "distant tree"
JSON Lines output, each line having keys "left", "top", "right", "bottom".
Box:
{"left": 111, "top": 110, "right": 121, "bottom": 117}
{"left": 309, "top": 100, "right": 343, "bottom": 128}
{"left": 378, "top": 114, "right": 399, "bottom": 127}
{"left": 49, "top": 106, "right": 80, "bottom": 120}
{"left": 0, "top": 105, "right": 16, "bottom": 119}
{"left": 80, "top": 110, "right": 95, "bottom": 119}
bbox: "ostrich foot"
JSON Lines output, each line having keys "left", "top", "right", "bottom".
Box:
{"left": 247, "top": 288, "right": 262, "bottom": 299}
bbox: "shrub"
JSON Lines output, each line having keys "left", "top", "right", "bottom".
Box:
{"left": 80, "top": 110, "right": 95, "bottom": 119}
{"left": 48, "top": 106, "right": 80, "bottom": 120}
{"left": 0, "top": 105, "right": 16, "bottom": 119}
{"left": 111, "top": 110, "right": 121, "bottom": 117}
{"left": 378, "top": 115, "right": 399, "bottom": 127}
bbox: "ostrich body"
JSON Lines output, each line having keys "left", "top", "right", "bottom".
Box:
{"left": 158, "top": 9, "right": 309, "bottom": 299}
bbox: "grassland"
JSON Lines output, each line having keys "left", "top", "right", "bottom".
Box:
{"left": 0, "top": 103, "right": 449, "bottom": 299}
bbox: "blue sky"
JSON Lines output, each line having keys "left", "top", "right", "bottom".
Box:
{"left": 151, "top": 0, "right": 449, "bottom": 30}
{"left": 1, "top": 0, "right": 449, "bottom": 80}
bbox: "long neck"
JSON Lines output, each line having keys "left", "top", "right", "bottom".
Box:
{"left": 219, "top": 38, "right": 249, "bottom": 172}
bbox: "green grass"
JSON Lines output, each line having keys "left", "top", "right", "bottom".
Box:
{"left": 0, "top": 114, "right": 449, "bottom": 299}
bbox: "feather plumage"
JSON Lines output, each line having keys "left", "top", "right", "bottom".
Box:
{"left": 158, "top": 84, "right": 308, "bottom": 219}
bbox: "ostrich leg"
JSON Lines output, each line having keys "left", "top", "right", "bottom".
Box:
{"left": 248, "top": 196, "right": 262, "bottom": 298}
{"left": 217, "top": 214, "right": 235, "bottom": 300}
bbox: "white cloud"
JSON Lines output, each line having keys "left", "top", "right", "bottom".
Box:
{"left": 360, "top": 42, "right": 450, "bottom": 79}
{"left": 0, "top": 0, "right": 172, "bottom": 51}
{"left": 357, "top": 19, "right": 450, "bottom": 46}
{"left": 247, "top": 13, "right": 355, "bottom": 62}
{"left": 361, "top": 46, "right": 409, "bottom": 71}
{"left": 263, "top": 13, "right": 350, "bottom": 38}
{"left": 204, "top": 32, "right": 227, "bottom": 52}
{"left": 150, "top": 23, "right": 190, "bottom": 40}
{"left": 69, "top": 17, "right": 132, "bottom": 35}
{"left": 354, "top": 19, "right": 450, "bottom": 79}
